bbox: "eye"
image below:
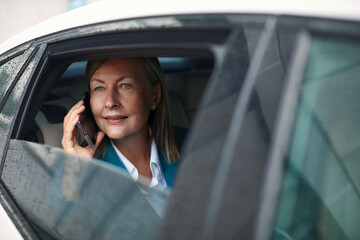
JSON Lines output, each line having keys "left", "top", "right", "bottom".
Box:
{"left": 93, "top": 86, "right": 104, "bottom": 92}
{"left": 122, "top": 83, "right": 132, "bottom": 89}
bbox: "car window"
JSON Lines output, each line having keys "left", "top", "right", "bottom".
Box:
{"left": 0, "top": 54, "right": 23, "bottom": 103}
{"left": 2, "top": 140, "right": 165, "bottom": 239}
{"left": 25, "top": 56, "right": 214, "bottom": 148}
{"left": 4, "top": 53, "right": 215, "bottom": 239}
{"left": 210, "top": 26, "right": 298, "bottom": 239}
{"left": 159, "top": 26, "right": 263, "bottom": 239}
{"left": 272, "top": 35, "right": 360, "bottom": 239}
{"left": 2, "top": 16, "right": 265, "bottom": 239}
{"left": 159, "top": 19, "right": 300, "bottom": 238}
{"left": 0, "top": 47, "right": 42, "bottom": 168}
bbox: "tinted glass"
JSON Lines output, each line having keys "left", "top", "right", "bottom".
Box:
{"left": 0, "top": 54, "right": 23, "bottom": 103}
{"left": 160, "top": 25, "right": 263, "bottom": 239}
{"left": 272, "top": 35, "right": 360, "bottom": 239}
{"left": 0, "top": 51, "right": 36, "bottom": 166}
{"left": 211, "top": 27, "right": 297, "bottom": 239}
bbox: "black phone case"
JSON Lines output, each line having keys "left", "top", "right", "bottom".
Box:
{"left": 77, "top": 122, "right": 95, "bottom": 146}
{"left": 77, "top": 92, "right": 97, "bottom": 147}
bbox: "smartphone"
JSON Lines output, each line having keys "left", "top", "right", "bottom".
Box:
{"left": 76, "top": 92, "right": 97, "bottom": 147}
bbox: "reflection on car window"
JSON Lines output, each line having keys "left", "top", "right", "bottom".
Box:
{"left": 272, "top": 35, "right": 360, "bottom": 239}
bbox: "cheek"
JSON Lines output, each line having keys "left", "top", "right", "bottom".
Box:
{"left": 89, "top": 97, "right": 102, "bottom": 117}
{"left": 132, "top": 93, "right": 152, "bottom": 114}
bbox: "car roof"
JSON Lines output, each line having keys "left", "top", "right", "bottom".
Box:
{"left": 1, "top": 0, "right": 360, "bottom": 55}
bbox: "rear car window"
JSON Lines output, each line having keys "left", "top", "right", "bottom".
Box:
{"left": 3, "top": 55, "right": 217, "bottom": 239}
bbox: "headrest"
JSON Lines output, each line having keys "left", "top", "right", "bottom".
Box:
{"left": 70, "top": 77, "right": 87, "bottom": 102}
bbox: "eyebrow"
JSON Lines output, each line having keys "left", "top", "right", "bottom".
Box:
{"left": 89, "top": 78, "right": 105, "bottom": 84}
{"left": 90, "top": 76, "right": 138, "bottom": 84}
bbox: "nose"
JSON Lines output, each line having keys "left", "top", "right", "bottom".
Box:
{"left": 105, "top": 88, "right": 120, "bottom": 109}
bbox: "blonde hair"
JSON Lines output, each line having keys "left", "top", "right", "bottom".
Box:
{"left": 85, "top": 57, "right": 180, "bottom": 163}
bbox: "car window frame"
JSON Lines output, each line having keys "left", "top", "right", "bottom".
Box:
{"left": 9, "top": 14, "right": 267, "bottom": 240}
{"left": 3, "top": 15, "right": 240, "bottom": 239}
{"left": 13, "top": 28, "right": 236, "bottom": 142}
{"left": 9, "top": 13, "right": 266, "bottom": 142}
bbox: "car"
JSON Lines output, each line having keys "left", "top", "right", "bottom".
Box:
{"left": 0, "top": 0, "right": 360, "bottom": 239}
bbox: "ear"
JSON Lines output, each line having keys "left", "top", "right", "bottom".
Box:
{"left": 151, "top": 83, "right": 162, "bottom": 110}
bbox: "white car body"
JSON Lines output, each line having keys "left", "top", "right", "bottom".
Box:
{"left": 1, "top": 0, "right": 360, "bottom": 55}
{"left": 0, "top": 0, "right": 360, "bottom": 239}
{"left": 0, "top": 204, "right": 23, "bottom": 240}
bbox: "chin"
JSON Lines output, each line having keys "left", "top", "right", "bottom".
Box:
{"left": 105, "top": 130, "right": 128, "bottom": 140}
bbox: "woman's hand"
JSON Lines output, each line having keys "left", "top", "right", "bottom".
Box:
{"left": 62, "top": 100, "right": 105, "bottom": 159}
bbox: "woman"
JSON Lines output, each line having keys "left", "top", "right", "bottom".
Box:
{"left": 62, "top": 57, "right": 180, "bottom": 189}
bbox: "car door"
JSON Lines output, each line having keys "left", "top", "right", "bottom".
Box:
{"left": 0, "top": 14, "right": 265, "bottom": 240}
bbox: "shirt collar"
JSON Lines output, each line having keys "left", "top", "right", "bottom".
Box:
{"left": 110, "top": 140, "right": 138, "bottom": 180}
{"left": 110, "top": 138, "right": 166, "bottom": 188}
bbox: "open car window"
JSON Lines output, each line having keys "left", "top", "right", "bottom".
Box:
{"left": 2, "top": 56, "right": 216, "bottom": 239}
{"left": 26, "top": 57, "right": 214, "bottom": 149}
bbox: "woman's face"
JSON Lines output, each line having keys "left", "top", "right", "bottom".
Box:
{"left": 89, "top": 58, "right": 160, "bottom": 142}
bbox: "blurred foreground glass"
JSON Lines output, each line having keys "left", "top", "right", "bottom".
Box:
{"left": 2, "top": 140, "right": 168, "bottom": 240}
{"left": 272, "top": 35, "right": 360, "bottom": 239}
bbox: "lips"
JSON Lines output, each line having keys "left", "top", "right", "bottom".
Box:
{"left": 103, "top": 115, "right": 128, "bottom": 123}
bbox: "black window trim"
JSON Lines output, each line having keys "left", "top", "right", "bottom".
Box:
{"left": 0, "top": 42, "right": 30, "bottom": 65}
{"left": 0, "top": 50, "right": 24, "bottom": 67}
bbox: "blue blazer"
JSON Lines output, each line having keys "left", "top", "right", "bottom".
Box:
{"left": 99, "top": 141, "right": 179, "bottom": 188}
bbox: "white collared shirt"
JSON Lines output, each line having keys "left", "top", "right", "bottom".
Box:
{"left": 110, "top": 139, "right": 168, "bottom": 189}
{"left": 110, "top": 139, "right": 169, "bottom": 218}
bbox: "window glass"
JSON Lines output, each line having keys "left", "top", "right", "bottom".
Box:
{"left": 272, "top": 36, "right": 360, "bottom": 239}
{"left": 0, "top": 51, "right": 37, "bottom": 166}
{"left": 159, "top": 26, "right": 263, "bottom": 239}
{"left": 5, "top": 19, "right": 265, "bottom": 239}
{"left": 2, "top": 140, "right": 165, "bottom": 239}
{"left": 210, "top": 28, "right": 297, "bottom": 239}
{"left": 0, "top": 54, "right": 23, "bottom": 103}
